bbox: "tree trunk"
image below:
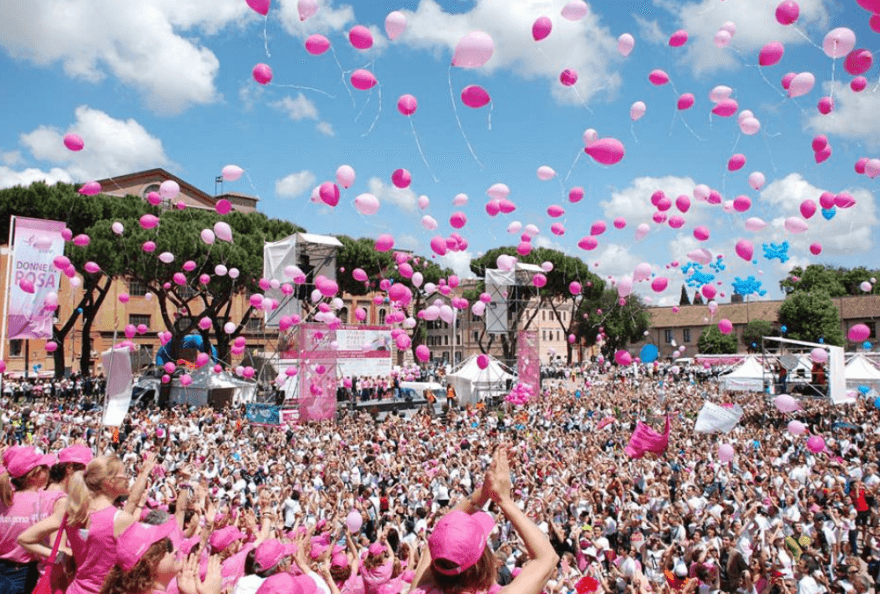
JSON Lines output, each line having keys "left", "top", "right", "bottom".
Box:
{"left": 78, "top": 277, "right": 112, "bottom": 376}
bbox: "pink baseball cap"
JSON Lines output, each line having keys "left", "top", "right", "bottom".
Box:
{"left": 58, "top": 445, "right": 92, "bottom": 466}
{"left": 256, "top": 573, "right": 317, "bottom": 594}
{"left": 255, "top": 539, "right": 287, "bottom": 573}
{"left": 210, "top": 526, "right": 246, "bottom": 553}
{"left": 368, "top": 542, "right": 385, "bottom": 556}
{"left": 428, "top": 510, "right": 494, "bottom": 576}
{"left": 2, "top": 446, "right": 55, "bottom": 479}
{"left": 331, "top": 552, "right": 349, "bottom": 568}
{"left": 117, "top": 519, "right": 177, "bottom": 571}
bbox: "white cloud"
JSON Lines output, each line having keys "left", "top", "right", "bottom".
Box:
{"left": 367, "top": 177, "right": 417, "bottom": 212}
{"left": 632, "top": 14, "right": 666, "bottom": 45}
{"left": 239, "top": 83, "right": 265, "bottom": 112}
{"left": 0, "top": 0, "right": 239, "bottom": 114}
{"left": 760, "top": 173, "right": 878, "bottom": 256}
{"left": 277, "top": 0, "right": 356, "bottom": 38}
{"left": 19, "top": 106, "right": 171, "bottom": 181}
{"left": 396, "top": 0, "right": 621, "bottom": 105}
{"left": 316, "top": 121, "right": 336, "bottom": 137}
{"left": 1, "top": 151, "right": 23, "bottom": 166}
{"left": 600, "top": 175, "right": 702, "bottom": 226}
{"left": 396, "top": 234, "right": 419, "bottom": 250}
{"left": 439, "top": 251, "right": 476, "bottom": 279}
{"left": 275, "top": 170, "right": 317, "bottom": 199}
{"left": 271, "top": 94, "right": 320, "bottom": 121}
{"left": 666, "top": 0, "right": 828, "bottom": 75}
{"left": 806, "top": 81, "right": 880, "bottom": 148}
{"left": 0, "top": 166, "right": 73, "bottom": 190}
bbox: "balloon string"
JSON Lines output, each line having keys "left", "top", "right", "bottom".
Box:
{"left": 757, "top": 66, "right": 787, "bottom": 98}
{"left": 330, "top": 47, "right": 356, "bottom": 108}
{"left": 564, "top": 151, "right": 581, "bottom": 182}
{"left": 793, "top": 27, "right": 823, "bottom": 51}
{"left": 272, "top": 83, "right": 335, "bottom": 99}
{"left": 263, "top": 15, "right": 271, "bottom": 59}
{"left": 354, "top": 87, "right": 372, "bottom": 122}
{"left": 570, "top": 86, "right": 594, "bottom": 114}
{"left": 829, "top": 57, "right": 837, "bottom": 107}
{"left": 447, "top": 64, "right": 483, "bottom": 169}
{"left": 630, "top": 121, "right": 639, "bottom": 144}
{"left": 362, "top": 84, "right": 382, "bottom": 137}
{"left": 408, "top": 118, "right": 439, "bottom": 183}
{"left": 487, "top": 101, "right": 493, "bottom": 131}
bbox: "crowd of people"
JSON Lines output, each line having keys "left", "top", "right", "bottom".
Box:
{"left": 1, "top": 365, "right": 879, "bottom": 594}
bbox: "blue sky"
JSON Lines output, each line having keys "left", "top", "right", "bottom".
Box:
{"left": 2, "top": 0, "right": 879, "bottom": 307}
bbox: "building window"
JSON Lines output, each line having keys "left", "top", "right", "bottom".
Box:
{"left": 541, "top": 311, "right": 545, "bottom": 321}
{"left": 542, "top": 330, "right": 546, "bottom": 342}
{"left": 456, "top": 334, "right": 461, "bottom": 346}
{"left": 473, "top": 331, "right": 479, "bottom": 342}
{"left": 444, "top": 336, "right": 449, "bottom": 346}
{"left": 245, "top": 317, "right": 263, "bottom": 331}
{"left": 683, "top": 328, "right": 691, "bottom": 342}
{"left": 142, "top": 184, "right": 161, "bottom": 199}
{"left": 129, "top": 279, "right": 148, "bottom": 296}
{"left": 177, "top": 285, "right": 195, "bottom": 299}
{"left": 664, "top": 329, "right": 674, "bottom": 344}
{"left": 378, "top": 308, "right": 386, "bottom": 324}
{"left": 9, "top": 340, "right": 22, "bottom": 357}
{"left": 129, "top": 314, "right": 151, "bottom": 328}
{"left": 339, "top": 307, "right": 348, "bottom": 323}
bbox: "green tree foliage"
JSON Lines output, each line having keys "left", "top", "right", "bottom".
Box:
{"left": 576, "top": 290, "right": 651, "bottom": 358}
{"left": 741, "top": 320, "right": 777, "bottom": 352}
{"left": 697, "top": 326, "right": 738, "bottom": 354}
{"left": 778, "top": 290, "right": 844, "bottom": 346}
{"left": 780, "top": 264, "right": 880, "bottom": 297}
{"left": 469, "top": 246, "right": 604, "bottom": 363}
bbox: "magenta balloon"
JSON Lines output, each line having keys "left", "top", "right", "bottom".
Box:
{"left": 675, "top": 195, "right": 691, "bottom": 213}
{"left": 449, "top": 212, "right": 467, "bottom": 229}
{"left": 498, "top": 198, "right": 516, "bottom": 214}
{"left": 693, "top": 226, "right": 710, "bottom": 241}
{"left": 78, "top": 181, "right": 102, "bottom": 196}
{"left": 485, "top": 200, "right": 500, "bottom": 217}
{"left": 702, "top": 285, "right": 716, "bottom": 300}
{"left": 656, "top": 196, "right": 672, "bottom": 211}
{"left": 319, "top": 182, "right": 340, "bottom": 207}
{"left": 352, "top": 268, "right": 368, "bottom": 282}
{"left": 139, "top": 214, "right": 159, "bottom": 230}
{"left": 569, "top": 187, "right": 584, "bottom": 203}
{"left": 584, "top": 138, "right": 625, "bottom": 165}
{"left": 735, "top": 239, "right": 754, "bottom": 261}
{"left": 532, "top": 16, "right": 552, "bottom": 41}
{"left": 559, "top": 69, "right": 578, "bottom": 86}
{"left": 614, "top": 350, "right": 632, "bottom": 366}
{"left": 397, "top": 94, "right": 417, "bottom": 116}
{"left": 677, "top": 93, "right": 695, "bottom": 110}
{"left": 648, "top": 69, "right": 669, "bottom": 85}
{"left": 728, "top": 154, "right": 746, "bottom": 171}
{"left": 849, "top": 323, "right": 871, "bottom": 342}
{"left": 349, "top": 25, "right": 374, "bottom": 50}
{"left": 872, "top": 14, "right": 880, "bottom": 32}
{"left": 252, "top": 63, "right": 273, "bottom": 85}
{"left": 391, "top": 168, "right": 411, "bottom": 189}
{"left": 817, "top": 96, "right": 833, "bottom": 114}
{"left": 415, "top": 345, "right": 430, "bottom": 362}
{"left": 759, "top": 42, "right": 785, "bottom": 66}
{"left": 532, "top": 273, "right": 547, "bottom": 288}
{"left": 568, "top": 281, "right": 582, "bottom": 295}
{"left": 517, "top": 241, "right": 532, "bottom": 256}
{"left": 547, "top": 205, "right": 565, "bottom": 218}
{"left": 806, "top": 436, "right": 825, "bottom": 454}
{"left": 375, "top": 234, "right": 394, "bottom": 252}
{"left": 476, "top": 354, "right": 490, "bottom": 369}
{"left": 173, "top": 272, "right": 187, "bottom": 286}
{"left": 781, "top": 72, "right": 796, "bottom": 89}
{"left": 845, "top": 49, "right": 873, "bottom": 75}
{"left": 63, "top": 133, "right": 84, "bottom": 151}
{"left": 247, "top": 0, "right": 270, "bottom": 15}
{"left": 351, "top": 69, "right": 378, "bottom": 90}
{"left": 578, "top": 236, "right": 598, "bottom": 251}
{"left": 452, "top": 31, "right": 494, "bottom": 69}
{"left": 835, "top": 192, "right": 856, "bottom": 208}
{"left": 305, "top": 34, "right": 330, "bottom": 55}
{"left": 669, "top": 30, "right": 688, "bottom": 47}
{"left": 651, "top": 277, "right": 668, "bottom": 292}
{"left": 712, "top": 99, "right": 738, "bottom": 117}
{"left": 216, "top": 199, "right": 232, "bottom": 215}
{"left": 590, "top": 220, "right": 607, "bottom": 236}
{"left": 461, "top": 85, "right": 491, "bottom": 108}
{"left": 810, "top": 242, "right": 822, "bottom": 255}
{"left": 732, "top": 195, "right": 751, "bottom": 212}
{"left": 812, "top": 135, "right": 828, "bottom": 152}
{"left": 143, "top": 241, "right": 156, "bottom": 253}
{"left": 775, "top": 1, "right": 799, "bottom": 25}
{"left": 668, "top": 215, "right": 685, "bottom": 229}
{"left": 550, "top": 223, "right": 565, "bottom": 236}
{"left": 430, "top": 236, "right": 447, "bottom": 256}
{"left": 800, "top": 199, "right": 817, "bottom": 219}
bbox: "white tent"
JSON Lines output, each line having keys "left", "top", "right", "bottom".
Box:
{"left": 845, "top": 354, "right": 880, "bottom": 394}
{"left": 169, "top": 366, "right": 257, "bottom": 407}
{"left": 721, "top": 356, "right": 766, "bottom": 392}
{"left": 446, "top": 355, "right": 515, "bottom": 406}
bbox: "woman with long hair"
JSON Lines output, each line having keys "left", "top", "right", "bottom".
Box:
{"left": 0, "top": 446, "right": 55, "bottom": 594}
{"left": 19, "top": 453, "right": 156, "bottom": 594}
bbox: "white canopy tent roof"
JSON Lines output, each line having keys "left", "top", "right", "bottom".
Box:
{"left": 446, "top": 354, "right": 515, "bottom": 406}
{"left": 721, "top": 356, "right": 766, "bottom": 392}
{"left": 762, "top": 336, "right": 848, "bottom": 404}
{"left": 169, "top": 366, "right": 257, "bottom": 407}
{"left": 845, "top": 354, "right": 880, "bottom": 393}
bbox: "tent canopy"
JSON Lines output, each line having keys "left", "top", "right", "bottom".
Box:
{"left": 721, "top": 355, "right": 765, "bottom": 392}
{"left": 845, "top": 355, "right": 880, "bottom": 393}
{"left": 446, "top": 354, "right": 515, "bottom": 406}
{"left": 168, "top": 366, "right": 257, "bottom": 407}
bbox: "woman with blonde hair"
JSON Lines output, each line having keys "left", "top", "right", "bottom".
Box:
{"left": 19, "top": 453, "right": 156, "bottom": 594}
{"left": 0, "top": 446, "right": 55, "bottom": 594}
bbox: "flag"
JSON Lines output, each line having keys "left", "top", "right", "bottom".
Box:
{"left": 101, "top": 347, "right": 133, "bottom": 427}
{"left": 6, "top": 217, "right": 65, "bottom": 340}
{"left": 625, "top": 415, "right": 670, "bottom": 459}
{"left": 695, "top": 402, "right": 744, "bottom": 433}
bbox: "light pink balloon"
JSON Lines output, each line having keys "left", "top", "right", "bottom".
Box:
{"left": 823, "top": 27, "right": 856, "bottom": 59}
{"left": 452, "top": 31, "right": 494, "bottom": 69}
{"left": 385, "top": 11, "right": 407, "bottom": 40}
{"left": 351, "top": 69, "right": 378, "bottom": 90}
{"left": 305, "top": 34, "right": 330, "bottom": 55}
{"left": 532, "top": 16, "right": 552, "bottom": 41}
{"left": 784, "top": 217, "right": 808, "bottom": 233}
{"left": 630, "top": 101, "right": 646, "bottom": 121}
{"left": 748, "top": 172, "right": 765, "bottom": 190}
{"left": 635, "top": 223, "right": 650, "bottom": 241}
{"left": 354, "top": 193, "right": 380, "bottom": 215}
{"left": 788, "top": 72, "right": 815, "bottom": 97}
{"left": 214, "top": 221, "right": 233, "bottom": 242}
{"left": 461, "top": 85, "right": 491, "bottom": 108}
{"left": 336, "top": 165, "right": 355, "bottom": 189}
{"left": 618, "top": 33, "right": 634, "bottom": 57}
{"left": 349, "top": 25, "right": 374, "bottom": 50}
{"left": 561, "top": 0, "right": 588, "bottom": 21}
{"left": 298, "top": 0, "right": 317, "bottom": 21}
{"left": 421, "top": 215, "right": 438, "bottom": 231}
{"left": 418, "top": 195, "right": 430, "bottom": 209}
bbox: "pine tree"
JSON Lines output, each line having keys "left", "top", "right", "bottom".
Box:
{"left": 679, "top": 284, "right": 691, "bottom": 306}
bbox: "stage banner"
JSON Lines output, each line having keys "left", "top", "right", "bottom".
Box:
{"left": 517, "top": 330, "right": 540, "bottom": 395}
{"left": 101, "top": 347, "right": 133, "bottom": 427}
{"left": 7, "top": 217, "right": 65, "bottom": 340}
{"left": 246, "top": 403, "right": 281, "bottom": 426}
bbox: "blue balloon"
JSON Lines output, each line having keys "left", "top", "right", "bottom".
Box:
{"left": 874, "top": 397, "right": 880, "bottom": 409}
{"left": 75, "top": 308, "right": 83, "bottom": 314}
{"left": 864, "top": 341, "right": 873, "bottom": 350}
{"left": 821, "top": 207, "right": 836, "bottom": 220}
{"left": 781, "top": 326, "right": 787, "bottom": 333}
{"left": 640, "top": 344, "right": 659, "bottom": 364}
{"left": 819, "top": 338, "right": 825, "bottom": 344}
{"left": 860, "top": 385, "right": 871, "bottom": 394}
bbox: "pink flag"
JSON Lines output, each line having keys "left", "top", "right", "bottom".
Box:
{"left": 625, "top": 415, "right": 670, "bottom": 459}
{"left": 7, "top": 217, "right": 65, "bottom": 340}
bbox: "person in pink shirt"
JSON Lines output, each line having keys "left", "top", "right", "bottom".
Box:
{"left": 0, "top": 446, "right": 54, "bottom": 594}
{"left": 19, "top": 454, "right": 156, "bottom": 594}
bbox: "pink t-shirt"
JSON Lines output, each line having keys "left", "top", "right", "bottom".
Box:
{"left": 37, "top": 490, "right": 67, "bottom": 575}
{"left": 65, "top": 506, "right": 119, "bottom": 594}
{"left": 0, "top": 490, "right": 53, "bottom": 564}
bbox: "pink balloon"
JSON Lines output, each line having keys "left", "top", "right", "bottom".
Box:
{"left": 449, "top": 212, "right": 468, "bottom": 229}
{"left": 718, "top": 444, "right": 735, "bottom": 463}
{"left": 812, "top": 135, "right": 828, "bottom": 152}
{"left": 677, "top": 93, "right": 695, "bottom": 110}
{"left": 693, "top": 226, "right": 710, "bottom": 241}
{"left": 578, "top": 236, "right": 598, "bottom": 251}
{"left": 735, "top": 239, "right": 754, "bottom": 261}
{"left": 547, "top": 205, "right": 565, "bottom": 218}
{"left": 668, "top": 215, "right": 685, "bottom": 229}
{"left": 849, "top": 324, "right": 871, "bottom": 342}
{"left": 140, "top": 214, "right": 159, "bottom": 229}
{"left": 19, "top": 278, "right": 35, "bottom": 293}
{"left": 559, "top": 69, "right": 578, "bottom": 86}
{"left": 806, "top": 436, "right": 825, "bottom": 454}
{"left": 775, "top": 1, "right": 799, "bottom": 25}
{"left": 319, "top": 182, "right": 340, "bottom": 207}
{"left": 784, "top": 217, "right": 808, "bottom": 234}
{"left": 298, "top": 0, "right": 317, "bottom": 21}
{"left": 352, "top": 268, "right": 368, "bottom": 282}
{"left": 375, "top": 234, "right": 394, "bottom": 252}
{"left": 477, "top": 354, "right": 489, "bottom": 369}
{"left": 143, "top": 241, "right": 156, "bottom": 253}
{"left": 817, "top": 96, "right": 834, "bottom": 114}
{"left": 351, "top": 69, "right": 378, "bottom": 90}
{"left": 385, "top": 11, "right": 407, "bottom": 40}
{"left": 391, "top": 168, "right": 411, "bottom": 188}
{"left": 618, "top": 33, "right": 634, "bottom": 57}
{"left": 613, "top": 217, "right": 626, "bottom": 229}
{"left": 675, "top": 195, "right": 691, "bottom": 213}
{"left": 614, "top": 350, "right": 632, "bottom": 366}
{"left": 63, "top": 133, "right": 84, "bottom": 151}
{"left": 336, "top": 165, "right": 356, "bottom": 189}
{"left": 651, "top": 277, "right": 668, "bottom": 292}
{"left": 452, "top": 31, "right": 494, "bottom": 69}
{"left": 461, "top": 85, "right": 490, "bottom": 108}
{"left": 247, "top": 0, "right": 270, "bottom": 15}
{"left": 788, "top": 420, "right": 806, "bottom": 435}
{"left": 532, "top": 16, "right": 552, "bottom": 41}
{"left": 748, "top": 172, "right": 765, "bottom": 190}
{"left": 584, "top": 138, "right": 625, "bottom": 165}
{"left": 72, "top": 234, "right": 90, "bottom": 247}
{"left": 810, "top": 242, "right": 822, "bottom": 255}
{"left": 305, "top": 34, "right": 330, "bottom": 55}
{"left": 823, "top": 27, "right": 856, "bottom": 59}
{"left": 781, "top": 72, "right": 796, "bottom": 89}
{"left": 415, "top": 345, "right": 430, "bottom": 362}
{"left": 252, "top": 63, "right": 273, "bottom": 85}
{"left": 845, "top": 49, "right": 873, "bottom": 75}
{"left": 397, "top": 94, "right": 417, "bottom": 116}
{"left": 712, "top": 99, "right": 738, "bottom": 117}
{"left": 819, "top": 191, "right": 836, "bottom": 209}
{"left": 569, "top": 187, "right": 584, "bottom": 203}
{"left": 788, "top": 72, "right": 815, "bottom": 98}
{"left": 669, "top": 29, "right": 688, "bottom": 47}
{"left": 728, "top": 154, "right": 746, "bottom": 171}
{"left": 733, "top": 195, "right": 751, "bottom": 212}
{"left": 590, "top": 220, "right": 607, "bottom": 236}
{"left": 759, "top": 42, "right": 785, "bottom": 66}
{"left": 354, "top": 193, "right": 380, "bottom": 215}
{"left": 800, "top": 199, "right": 817, "bottom": 219}
{"left": 349, "top": 25, "right": 374, "bottom": 50}
{"left": 648, "top": 69, "right": 669, "bottom": 85}
{"left": 835, "top": 192, "right": 856, "bottom": 209}
{"left": 78, "top": 181, "right": 101, "bottom": 196}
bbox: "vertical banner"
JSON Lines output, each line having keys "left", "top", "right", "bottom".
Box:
{"left": 101, "top": 347, "right": 133, "bottom": 427}
{"left": 7, "top": 217, "right": 65, "bottom": 340}
{"left": 517, "top": 330, "right": 540, "bottom": 395}
{"left": 297, "top": 324, "right": 338, "bottom": 421}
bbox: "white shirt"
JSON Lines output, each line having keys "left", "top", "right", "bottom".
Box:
{"left": 232, "top": 575, "right": 265, "bottom": 594}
